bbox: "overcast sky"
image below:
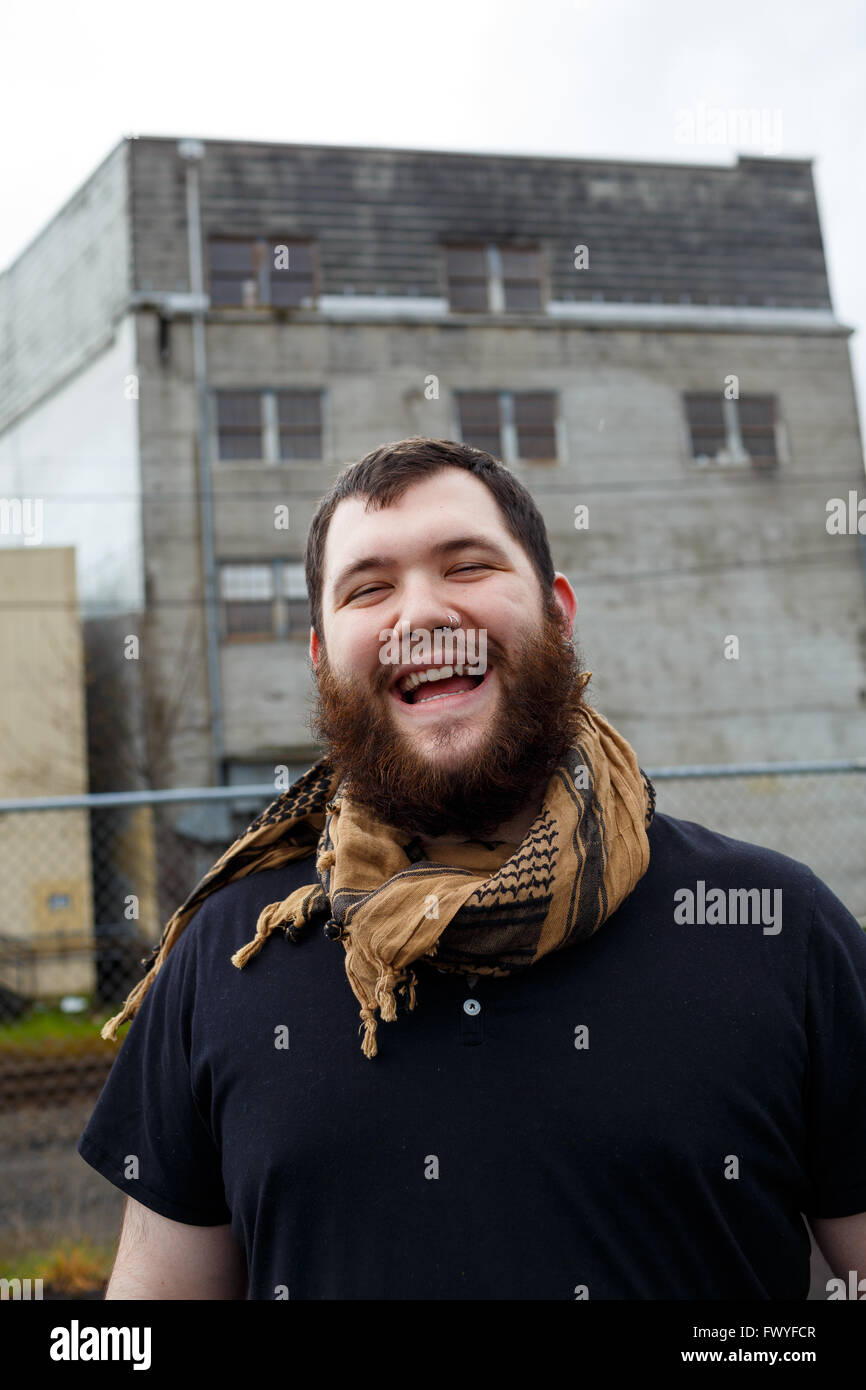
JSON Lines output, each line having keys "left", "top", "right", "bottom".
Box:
{"left": 3, "top": 0, "right": 864, "bottom": 464}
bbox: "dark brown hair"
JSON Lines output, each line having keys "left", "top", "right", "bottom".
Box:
{"left": 305, "top": 437, "right": 556, "bottom": 636}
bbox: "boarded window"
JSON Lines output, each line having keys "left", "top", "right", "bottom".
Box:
{"left": 277, "top": 391, "right": 322, "bottom": 459}
{"left": 445, "top": 246, "right": 489, "bottom": 311}
{"left": 502, "top": 248, "right": 543, "bottom": 311}
{"left": 215, "top": 392, "right": 263, "bottom": 460}
{"left": 457, "top": 393, "right": 502, "bottom": 456}
{"left": 514, "top": 392, "right": 556, "bottom": 459}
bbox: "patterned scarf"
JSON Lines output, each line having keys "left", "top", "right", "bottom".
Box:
{"left": 102, "top": 704, "right": 655, "bottom": 1058}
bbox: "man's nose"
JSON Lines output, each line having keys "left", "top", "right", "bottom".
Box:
{"left": 390, "top": 598, "right": 457, "bottom": 640}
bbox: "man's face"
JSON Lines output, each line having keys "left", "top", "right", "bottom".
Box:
{"left": 309, "top": 467, "right": 588, "bottom": 840}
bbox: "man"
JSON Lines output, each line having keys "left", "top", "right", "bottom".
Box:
{"left": 78, "top": 437, "right": 866, "bottom": 1300}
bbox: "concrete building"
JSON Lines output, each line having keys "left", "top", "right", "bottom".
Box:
{"left": 0, "top": 548, "right": 95, "bottom": 998}
{"left": 1, "top": 135, "right": 864, "bottom": 826}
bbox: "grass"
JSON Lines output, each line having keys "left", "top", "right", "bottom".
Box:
{"left": 0, "top": 1239, "right": 113, "bottom": 1291}
{"left": 0, "top": 1004, "right": 125, "bottom": 1050}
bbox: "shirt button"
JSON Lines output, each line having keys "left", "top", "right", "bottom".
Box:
{"left": 463, "top": 998, "right": 481, "bottom": 1016}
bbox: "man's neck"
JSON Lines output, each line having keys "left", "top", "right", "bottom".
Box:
{"left": 417, "top": 780, "right": 548, "bottom": 852}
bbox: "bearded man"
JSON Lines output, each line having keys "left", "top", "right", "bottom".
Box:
{"left": 79, "top": 437, "right": 866, "bottom": 1301}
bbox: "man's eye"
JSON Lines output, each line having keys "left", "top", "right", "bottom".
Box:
{"left": 349, "top": 566, "right": 487, "bottom": 601}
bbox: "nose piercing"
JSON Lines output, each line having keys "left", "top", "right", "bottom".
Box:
{"left": 433, "top": 614, "right": 461, "bottom": 636}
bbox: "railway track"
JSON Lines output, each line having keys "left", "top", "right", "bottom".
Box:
{"left": 0, "top": 1047, "right": 116, "bottom": 1112}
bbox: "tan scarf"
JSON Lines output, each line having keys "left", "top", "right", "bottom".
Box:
{"left": 102, "top": 703, "right": 655, "bottom": 1058}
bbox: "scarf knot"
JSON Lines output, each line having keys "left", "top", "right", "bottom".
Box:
{"left": 100, "top": 707, "right": 654, "bottom": 1061}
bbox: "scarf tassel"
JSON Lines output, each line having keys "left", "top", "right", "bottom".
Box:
{"left": 231, "top": 883, "right": 328, "bottom": 969}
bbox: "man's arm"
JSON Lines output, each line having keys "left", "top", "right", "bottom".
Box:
{"left": 105, "top": 1195, "right": 248, "bottom": 1300}
{"left": 808, "top": 1211, "right": 866, "bottom": 1280}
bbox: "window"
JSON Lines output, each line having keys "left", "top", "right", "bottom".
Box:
{"left": 215, "top": 392, "right": 263, "bottom": 460}
{"left": 225, "top": 760, "right": 312, "bottom": 838}
{"left": 277, "top": 391, "right": 322, "bottom": 460}
{"left": 208, "top": 238, "right": 316, "bottom": 308}
{"left": 501, "top": 248, "right": 543, "bottom": 311}
{"left": 738, "top": 395, "right": 778, "bottom": 470}
{"left": 444, "top": 243, "right": 544, "bottom": 313}
{"left": 457, "top": 392, "right": 502, "bottom": 455}
{"left": 219, "top": 561, "right": 310, "bottom": 641}
{"left": 457, "top": 391, "right": 558, "bottom": 463}
{"left": 214, "top": 389, "right": 324, "bottom": 462}
{"left": 445, "top": 246, "right": 490, "bottom": 311}
{"left": 282, "top": 562, "right": 310, "bottom": 634}
{"left": 513, "top": 392, "right": 557, "bottom": 459}
{"left": 220, "top": 564, "right": 275, "bottom": 636}
{"left": 684, "top": 393, "right": 779, "bottom": 469}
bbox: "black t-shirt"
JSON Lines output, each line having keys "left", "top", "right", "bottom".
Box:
{"left": 77, "top": 811, "right": 866, "bottom": 1300}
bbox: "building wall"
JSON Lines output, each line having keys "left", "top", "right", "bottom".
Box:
{"left": 133, "top": 309, "right": 865, "bottom": 776}
{"left": 0, "top": 548, "right": 94, "bottom": 997}
{"left": 0, "top": 140, "right": 132, "bottom": 431}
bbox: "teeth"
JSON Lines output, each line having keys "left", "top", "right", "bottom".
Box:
{"left": 398, "top": 665, "right": 456, "bottom": 694}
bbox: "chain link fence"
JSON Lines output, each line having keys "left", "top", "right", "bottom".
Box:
{"left": 0, "top": 763, "right": 863, "bottom": 1278}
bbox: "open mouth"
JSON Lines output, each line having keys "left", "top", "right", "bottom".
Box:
{"left": 390, "top": 664, "right": 491, "bottom": 708}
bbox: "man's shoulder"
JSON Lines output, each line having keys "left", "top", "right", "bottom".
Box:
{"left": 646, "top": 809, "right": 817, "bottom": 892}
{"left": 178, "top": 853, "right": 321, "bottom": 957}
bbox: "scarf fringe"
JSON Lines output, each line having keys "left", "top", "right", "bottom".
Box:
{"left": 231, "top": 882, "right": 328, "bottom": 968}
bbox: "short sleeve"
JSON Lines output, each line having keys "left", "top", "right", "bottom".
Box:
{"left": 802, "top": 871, "right": 866, "bottom": 1219}
{"left": 77, "top": 916, "right": 231, "bottom": 1226}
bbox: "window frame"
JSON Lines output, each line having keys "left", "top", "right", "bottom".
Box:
{"left": 455, "top": 389, "right": 560, "bottom": 464}
{"left": 442, "top": 242, "right": 547, "bottom": 314}
{"left": 207, "top": 236, "right": 318, "bottom": 310}
{"left": 211, "top": 388, "right": 327, "bottom": 464}
{"left": 218, "top": 558, "right": 311, "bottom": 643}
{"left": 683, "top": 391, "right": 782, "bottom": 471}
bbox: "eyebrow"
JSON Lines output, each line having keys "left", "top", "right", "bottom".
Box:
{"left": 330, "top": 535, "right": 513, "bottom": 602}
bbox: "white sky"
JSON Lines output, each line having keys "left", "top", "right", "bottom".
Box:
{"left": 2, "top": 0, "right": 864, "bottom": 464}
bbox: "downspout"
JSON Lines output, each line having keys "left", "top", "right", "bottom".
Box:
{"left": 178, "top": 138, "right": 224, "bottom": 784}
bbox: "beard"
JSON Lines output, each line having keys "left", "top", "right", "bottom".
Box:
{"left": 310, "top": 593, "right": 591, "bottom": 841}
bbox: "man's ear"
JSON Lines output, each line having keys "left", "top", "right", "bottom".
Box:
{"left": 309, "top": 627, "right": 320, "bottom": 671}
{"left": 551, "top": 573, "right": 578, "bottom": 637}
